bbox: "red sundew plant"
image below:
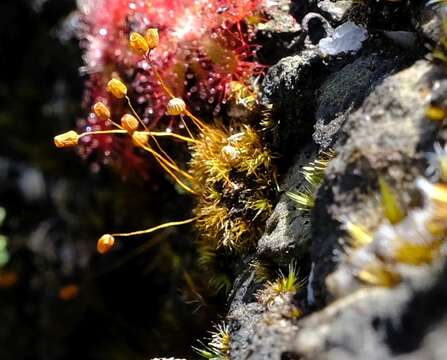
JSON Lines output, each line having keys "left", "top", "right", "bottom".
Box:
{"left": 76, "top": 0, "right": 265, "bottom": 176}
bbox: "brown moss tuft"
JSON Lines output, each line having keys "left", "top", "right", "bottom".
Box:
{"left": 190, "top": 124, "right": 276, "bottom": 252}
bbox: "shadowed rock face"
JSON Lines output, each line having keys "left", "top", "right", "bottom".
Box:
{"left": 224, "top": 1, "right": 447, "bottom": 360}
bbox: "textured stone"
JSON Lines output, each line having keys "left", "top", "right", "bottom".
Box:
{"left": 311, "top": 60, "right": 441, "bottom": 307}
{"left": 317, "top": 0, "right": 353, "bottom": 22}
{"left": 291, "top": 260, "right": 447, "bottom": 360}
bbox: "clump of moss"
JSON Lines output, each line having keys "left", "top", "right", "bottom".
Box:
{"left": 328, "top": 161, "right": 447, "bottom": 297}
{"left": 256, "top": 262, "right": 303, "bottom": 321}
{"left": 256, "top": 262, "right": 301, "bottom": 306}
{"left": 287, "top": 150, "right": 335, "bottom": 213}
{"left": 194, "top": 322, "right": 231, "bottom": 360}
{"left": 250, "top": 258, "right": 276, "bottom": 284}
{"left": 191, "top": 124, "right": 276, "bottom": 252}
{"left": 54, "top": 27, "right": 279, "bottom": 295}
{"left": 189, "top": 122, "right": 277, "bottom": 292}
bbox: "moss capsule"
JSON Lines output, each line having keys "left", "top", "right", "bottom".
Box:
{"left": 97, "top": 234, "right": 115, "bottom": 254}
{"left": 144, "top": 28, "right": 159, "bottom": 49}
{"left": 121, "top": 114, "right": 139, "bottom": 133}
{"left": 54, "top": 131, "right": 79, "bottom": 148}
{"left": 129, "top": 32, "right": 149, "bottom": 56}
{"left": 107, "top": 79, "right": 127, "bottom": 99}
{"left": 132, "top": 131, "right": 149, "bottom": 147}
{"left": 93, "top": 102, "right": 111, "bottom": 120}
{"left": 58, "top": 284, "right": 80, "bottom": 301}
{"left": 167, "top": 98, "right": 186, "bottom": 116}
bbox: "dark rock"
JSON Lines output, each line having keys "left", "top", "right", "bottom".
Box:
{"left": 257, "top": 143, "right": 317, "bottom": 259}
{"left": 311, "top": 60, "right": 441, "bottom": 307}
{"left": 383, "top": 31, "right": 417, "bottom": 50}
{"left": 313, "top": 48, "right": 407, "bottom": 149}
{"left": 257, "top": 0, "right": 303, "bottom": 65}
{"left": 261, "top": 50, "right": 326, "bottom": 154}
{"left": 418, "top": 3, "right": 447, "bottom": 44}
{"left": 229, "top": 52, "right": 446, "bottom": 360}
{"left": 302, "top": 12, "right": 334, "bottom": 45}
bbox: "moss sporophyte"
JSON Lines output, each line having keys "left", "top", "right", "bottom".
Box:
{"left": 54, "top": 27, "right": 277, "bottom": 293}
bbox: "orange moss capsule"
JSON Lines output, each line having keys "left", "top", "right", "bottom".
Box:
{"left": 107, "top": 79, "right": 127, "bottom": 99}
{"left": 132, "top": 131, "right": 149, "bottom": 147}
{"left": 129, "top": 32, "right": 149, "bottom": 56}
{"left": 93, "top": 102, "right": 111, "bottom": 120}
{"left": 54, "top": 130, "right": 79, "bottom": 148}
{"left": 167, "top": 98, "right": 186, "bottom": 116}
{"left": 0, "top": 270, "right": 18, "bottom": 288}
{"left": 58, "top": 284, "right": 80, "bottom": 301}
{"left": 144, "top": 28, "right": 159, "bottom": 49}
{"left": 97, "top": 234, "right": 115, "bottom": 254}
{"left": 121, "top": 114, "right": 139, "bottom": 133}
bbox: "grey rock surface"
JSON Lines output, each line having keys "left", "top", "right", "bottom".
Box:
{"left": 261, "top": 50, "right": 325, "bottom": 153}
{"left": 313, "top": 48, "right": 407, "bottom": 148}
{"left": 227, "top": 262, "right": 300, "bottom": 360}
{"left": 224, "top": 2, "right": 447, "bottom": 359}
{"left": 257, "top": 142, "right": 316, "bottom": 258}
{"left": 291, "top": 260, "right": 447, "bottom": 360}
{"left": 311, "top": 60, "right": 441, "bottom": 307}
{"left": 317, "top": 0, "right": 353, "bottom": 22}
